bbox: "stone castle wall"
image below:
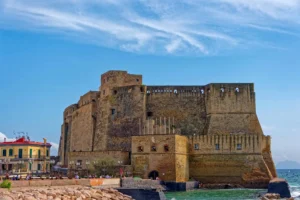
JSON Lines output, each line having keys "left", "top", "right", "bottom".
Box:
{"left": 58, "top": 70, "right": 276, "bottom": 187}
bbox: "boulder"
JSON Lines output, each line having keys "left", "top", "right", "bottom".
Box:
{"left": 261, "top": 193, "right": 280, "bottom": 199}
{"left": 267, "top": 178, "right": 291, "bottom": 198}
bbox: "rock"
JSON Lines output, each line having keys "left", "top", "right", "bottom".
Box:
{"left": 23, "top": 195, "right": 36, "bottom": 200}
{"left": 0, "top": 194, "right": 15, "bottom": 200}
{"left": 261, "top": 193, "right": 280, "bottom": 199}
{"left": 267, "top": 178, "right": 291, "bottom": 198}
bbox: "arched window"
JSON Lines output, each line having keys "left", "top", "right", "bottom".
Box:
{"left": 174, "top": 89, "right": 178, "bottom": 94}
{"left": 220, "top": 88, "right": 225, "bottom": 93}
{"left": 235, "top": 87, "right": 240, "bottom": 93}
{"left": 200, "top": 89, "right": 204, "bottom": 94}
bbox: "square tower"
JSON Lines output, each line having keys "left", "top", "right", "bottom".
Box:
{"left": 131, "top": 134, "right": 189, "bottom": 182}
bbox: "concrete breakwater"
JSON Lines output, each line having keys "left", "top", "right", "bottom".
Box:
{"left": 0, "top": 186, "right": 133, "bottom": 200}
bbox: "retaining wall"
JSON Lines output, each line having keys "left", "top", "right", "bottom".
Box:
{"left": 9, "top": 178, "right": 120, "bottom": 188}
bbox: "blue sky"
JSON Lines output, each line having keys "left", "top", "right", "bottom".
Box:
{"left": 0, "top": 0, "right": 300, "bottom": 163}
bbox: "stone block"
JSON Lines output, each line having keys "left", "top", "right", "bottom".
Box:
{"left": 267, "top": 178, "right": 291, "bottom": 198}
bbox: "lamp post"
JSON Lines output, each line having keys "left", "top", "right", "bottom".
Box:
{"left": 0, "top": 159, "right": 2, "bottom": 175}
{"left": 18, "top": 160, "right": 24, "bottom": 173}
{"left": 85, "top": 160, "right": 90, "bottom": 177}
{"left": 49, "top": 159, "right": 55, "bottom": 173}
{"left": 118, "top": 161, "right": 123, "bottom": 178}
{"left": 4, "top": 158, "right": 10, "bottom": 173}
{"left": 28, "top": 159, "right": 33, "bottom": 173}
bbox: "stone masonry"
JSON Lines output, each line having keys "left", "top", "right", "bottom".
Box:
{"left": 58, "top": 70, "right": 277, "bottom": 188}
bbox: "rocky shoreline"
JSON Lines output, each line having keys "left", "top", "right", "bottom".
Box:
{"left": 0, "top": 186, "right": 133, "bottom": 200}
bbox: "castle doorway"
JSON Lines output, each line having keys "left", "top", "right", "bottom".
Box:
{"left": 148, "top": 170, "right": 159, "bottom": 180}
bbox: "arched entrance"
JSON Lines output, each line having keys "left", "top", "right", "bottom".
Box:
{"left": 148, "top": 170, "right": 159, "bottom": 180}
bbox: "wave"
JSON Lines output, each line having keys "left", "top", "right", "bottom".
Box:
{"left": 291, "top": 190, "right": 300, "bottom": 198}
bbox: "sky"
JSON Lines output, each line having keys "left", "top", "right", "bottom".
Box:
{"left": 0, "top": 0, "right": 300, "bottom": 163}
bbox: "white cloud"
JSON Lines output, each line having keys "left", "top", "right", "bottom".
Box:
{"left": 262, "top": 125, "right": 275, "bottom": 131}
{"left": 1, "top": 0, "right": 300, "bottom": 55}
{"left": 166, "top": 39, "right": 182, "bottom": 53}
{"left": 50, "top": 142, "right": 59, "bottom": 156}
{"left": 0, "top": 132, "right": 15, "bottom": 142}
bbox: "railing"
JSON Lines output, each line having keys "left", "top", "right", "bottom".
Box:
{"left": 0, "top": 155, "right": 50, "bottom": 160}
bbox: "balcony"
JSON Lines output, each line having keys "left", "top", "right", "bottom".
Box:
{"left": 0, "top": 155, "right": 50, "bottom": 162}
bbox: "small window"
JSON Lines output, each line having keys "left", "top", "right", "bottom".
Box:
{"left": 215, "top": 144, "right": 220, "bottom": 150}
{"left": 111, "top": 109, "right": 116, "bottom": 115}
{"left": 174, "top": 89, "right": 178, "bottom": 94}
{"left": 151, "top": 146, "right": 157, "bottom": 152}
{"left": 200, "top": 89, "right": 204, "bottom": 94}
{"left": 114, "top": 90, "right": 117, "bottom": 95}
{"left": 37, "top": 164, "right": 41, "bottom": 170}
{"left": 2, "top": 149, "right": 6, "bottom": 157}
{"left": 235, "top": 87, "right": 240, "bottom": 93}
{"left": 107, "top": 77, "right": 109, "bottom": 82}
{"left": 194, "top": 144, "right": 199, "bottom": 150}
{"left": 46, "top": 149, "right": 49, "bottom": 157}
{"left": 237, "top": 144, "right": 242, "bottom": 150}
{"left": 103, "top": 90, "right": 105, "bottom": 95}
{"left": 9, "top": 149, "right": 13, "bottom": 156}
{"left": 137, "top": 146, "right": 143, "bottom": 152}
{"left": 77, "top": 160, "right": 82, "bottom": 166}
{"left": 147, "top": 112, "right": 153, "bottom": 117}
{"left": 164, "top": 145, "right": 169, "bottom": 152}
{"left": 38, "top": 149, "right": 41, "bottom": 158}
{"left": 136, "top": 78, "right": 139, "bottom": 82}
{"left": 30, "top": 149, "right": 32, "bottom": 158}
{"left": 220, "top": 88, "right": 225, "bottom": 93}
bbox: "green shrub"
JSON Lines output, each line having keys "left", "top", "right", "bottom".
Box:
{"left": 0, "top": 180, "right": 12, "bottom": 189}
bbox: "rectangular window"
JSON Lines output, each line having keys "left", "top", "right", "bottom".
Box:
{"left": 2, "top": 149, "right": 6, "bottom": 157}
{"left": 237, "top": 144, "right": 242, "bottom": 150}
{"left": 151, "top": 146, "right": 156, "bottom": 152}
{"left": 18, "top": 149, "right": 23, "bottom": 158}
{"left": 46, "top": 149, "right": 49, "bottom": 157}
{"left": 111, "top": 109, "right": 116, "bottom": 115}
{"left": 137, "top": 146, "right": 143, "bottom": 152}
{"left": 29, "top": 163, "right": 32, "bottom": 170}
{"left": 38, "top": 164, "right": 41, "bottom": 170}
{"left": 9, "top": 149, "right": 13, "bottom": 156}
{"left": 46, "top": 164, "right": 48, "bottom": 171}
{"left": 194, "top": 144, "right": 199, "bottom": 150}
{"left": 103, "top": 90, "right": 105, "bottom": 95}
{"left": 38, "top": 150, "right": 41, "bottom": 158}
{"left": 215, "top": 144, "right": 220, "bottom": 150}
{"left": 30, "top": 149, "right": 32, "bottom": 158}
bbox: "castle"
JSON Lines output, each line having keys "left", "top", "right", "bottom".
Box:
{"left": 58, "top": 70, "right": 277, "bottom": 187}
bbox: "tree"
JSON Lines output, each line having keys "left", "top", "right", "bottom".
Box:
{"left": 90, "top": 157, "right": 116, "bottom": 176}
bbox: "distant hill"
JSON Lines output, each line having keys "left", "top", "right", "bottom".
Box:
{"left": 276, "top": 160, "right": 300, "bottom": 169}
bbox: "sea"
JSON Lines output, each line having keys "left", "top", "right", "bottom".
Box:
{"left": 165, "top": 169, "right": 300, "bottom": 200}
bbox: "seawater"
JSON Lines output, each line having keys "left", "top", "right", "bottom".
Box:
{"left": 165, "top": 169, "right": 300, "bottom": 200}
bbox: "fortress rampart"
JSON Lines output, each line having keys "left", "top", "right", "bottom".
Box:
{"left": 58, "top": 70, "right": 276, "bottom": 187}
